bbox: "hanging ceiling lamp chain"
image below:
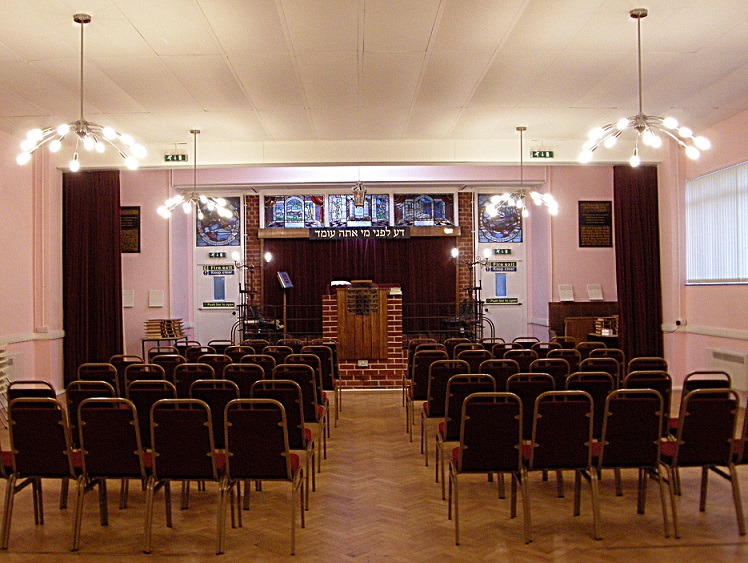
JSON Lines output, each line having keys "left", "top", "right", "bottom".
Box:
{"left": 157, "top": 130, "right": 233, "bottom": 219}
{"left": 579, "top": 8, "right": 710, "bottom": 167}
{"left": 16, "top": 14, "right": 146, "bottom": 171}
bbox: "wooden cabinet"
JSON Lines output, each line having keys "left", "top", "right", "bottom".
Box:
{"left": 337, "top": 286, "right": 389, "bottom": 360}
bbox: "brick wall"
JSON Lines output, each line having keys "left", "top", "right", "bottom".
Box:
{"left": 243, "top": 195, "right": 262, "bottom": 306}
{"left": 322, "top": 293, "right": 406, "bottom": 389}
{"left": 457, "top": 192, "right": 474, "bottom": 300}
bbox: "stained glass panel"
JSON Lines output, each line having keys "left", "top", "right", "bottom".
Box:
{"left": 394, "top": 194, "right": 454, "bottom": 226}
{"left": 263, "top": 195, "right": 324, "bottom": 228}
{"left": 477, "top": 194, "right": 523, "bottom": 243}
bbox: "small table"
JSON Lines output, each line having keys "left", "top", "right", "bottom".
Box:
{"left": 588, "top": 333, "right": 618, "bottom": 348}
{"left": 141, "top": 336, "right": 187, "bottom": 360}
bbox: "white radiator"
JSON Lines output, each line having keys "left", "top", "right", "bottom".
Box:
{"left": 0, "top": 346, "right": 10, "bottom": 428}
{"left": 708, "top": 348, "right": 748, "bottom": 392}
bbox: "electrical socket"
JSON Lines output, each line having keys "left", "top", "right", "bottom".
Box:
{"left": 675, "top": 318, "right": 686, "bottom": 326}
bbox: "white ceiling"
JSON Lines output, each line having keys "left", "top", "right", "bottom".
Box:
{"left": 2, "top": 0, "right": 748, "bottom": 168}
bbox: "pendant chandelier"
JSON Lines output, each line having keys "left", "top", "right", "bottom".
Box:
{"left": 16, "top": 14, "right": 145, "bottom": 172}
{"left": 157, "top": 130, "right": 232, "bottom": 219}
{"left": 578, "top": 8, "right": 710, "bottom": 167}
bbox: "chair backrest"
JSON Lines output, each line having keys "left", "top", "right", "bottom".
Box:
{"left": 77, "top": 363, "right": 119, "bottom": 394}
{"left": 682, "top": 370, "right": 732, "bottom": 393}
{"left": 277, "top": 338, "right": 304, "bottom": 354}
{"left": 109, "top": 354, "right": 143, "bottom": 395}
{"left": 224, "top": 398, "right": 294, "bottom": 481}
{"left": 78, "top": 397, "right": 146, "bottom": 480}
{"left": 442, "top": 374, "right": 496, "bottom": 442}
{"left": 66, "top": 380, "right": 116, "bottom": 448}
{"left": 529, "top": 357, "right": 570, "bottom": 390}
{"left": 425, "top": 359, "right": 470, "bottom": 419}
{"left": 598, "top": 389, "right": 663, "bottom": 470}
{"left": 185, "top": 345, "right": 216, "bottom": 363}
{"left": 588, "top": 347, "right": 625, "bottom": 369}
{"left": 263, "top": 345, "right": 294, "bottom": 365}
{"left": 7, "top": 380, "right": 56, "bottom": 403}
{"left": 189, "top": 379, "right": 240, "bottom": 449}
{"left": 175, "top": 340, "right": 201, "bottom": 357}
{"left": 512, "top": 336, "right": 540, "bottom": 349}
{"left": 503, "top": 348, "right": 539, "bottom": 372}
{"left": 506, "top": 373, "right": 555, "bottom": 440}
{"left": 124, "top": 363, "right": 167, "bottom": 390}
{"left": 225, "top": 345, "right": 256, "bottom": 363}
{"left": 207, "top": 339, "right": 233, "bottom": 354}
{"left": 456, "top": 348, "right": 492, "bottom": 373}
{"left": 273, "top": 363, "right": 320, "bottom": 424}
{"left": 454, "top": 392, "right": 523, "bottom": 474}
{"left": 239, "top": 354, "right": 276, "bottom": 379}
{"left": 173, "top": 362, "right": 215, "bottom": 398}
{"left": 197, "top": 354, "right": 233, "bottom": 379}
{"left": 565, "top": 371, "right": 615, "bottom": 439}
{"left": 444, "top": 337, "right": 471, "bottom": 359}
{"left": 452, "top": 342, "right": 482, "bottom": 358}
{"left": 301, "top": 345, "right": 336, "bottom": 390}
{"left": 670, "top": 388, "right": 740, "bottom": 467}
{"left": 529, "top": 390, "right": 594, "bottom": 471}
{"left": 409, "top": 349, "right": 449, "bottom": 401}
{"left": 627, "top": 356, "right": 667, "bottom": 375}
{"left": 150, "top": 398, "right": 218, "bottom": 481}
{"left": 285, "top": 353, "right": 324, "bottom": 405}
{"left": 575, "top": 340, "right": 607, "bottom": 360}
{"left": 580, "top": 356, "right": 621, "bottom": 388}
{"left": 250, "top": 379, "right": 307, "bottom": 451}
{"left": 223, "top": 363, "right": 266, "bottom": 398}
{"left": 126, "top": 380, "right": 177, "bottom": 449}
{"left": 478, "top": 359, "right": 520, "bottom": 391}
{"left": 242, "top": 338, "right": 270, "bottom": 350}
{"left": 547, "top": 347, "right": 581, "bottom": 374}
{"left": 7, "top": 397, "right": 75, "bottom": 478}
{"left": 550, "top": 335, "right": 577, "bottom": 349}
{"left": 407, "top": 337, "right": 436, "bottom": 373}
{"left": 150, "top": 354, "right": 186, "bottom": 387}
{"left": 531, "top": 341, "right": 562, "bottom": 359}
{"left": 623, "top": 370, "right": 672, "bottom": 435}
{"left": 491, "top": 342, "right": 520, "bottom": 358}
{"left": 147, "top": 346, "right": 179, "bottom": 363}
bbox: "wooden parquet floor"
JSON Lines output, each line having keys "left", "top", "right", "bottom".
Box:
{"left": 2, "top": 391, "right": 748, "bottom": 561}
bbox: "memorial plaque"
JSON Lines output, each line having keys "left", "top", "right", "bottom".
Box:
{"left": 578, "top": 201, "right": 613, "bottom": 248}
{"left": 121, "top": 206, "right": 140, "bottom": 253}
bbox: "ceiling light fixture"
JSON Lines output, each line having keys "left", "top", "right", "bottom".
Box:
{"left": 578, "top": 8, "right": 710, "bottom": 167}
{"left": 352, "top": 181, "right": 366, "bottom": 207}
{"left": 16, "top": 14, "right": 145, "bottom": 172}
{"left": 488, "top": 126, "right": 558, "bottom": 218}
{"left": 157, "top": 130, "right": 232, "bottom": 220}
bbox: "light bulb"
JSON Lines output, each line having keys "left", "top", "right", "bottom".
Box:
{"left": 132, "top": 144, "right": 147, "bottom": 158}
{"left": 95, "top": 141, "right": 105, "bottom": 153}
{"left": 102, "top": 127, "right": 116, "bottom": 139}
{"left": 663, "top": 117, "right": 678, "bottom": 129}
{"left": 27, "top": 128, "right": 43, "bottom": 142}
{"left": 182, "top": 201, "right": 191, "bottom": 214}
{"left": 582, "top": 139, "right": 596, "bottom": 152}
{"left": 521, "top": 208, "right": 529, "bottom": 218}
{"left": 16, "top": 152, "right": 31, "bottom": 165}
{"left": 630, "top": 153, "right": 640, "bottom": 167}
{"left": 678, "top": 126, "right": 693, "bottom": 138}
{"left": 588, "top": 127, "right": 604, "bottom": 141}
{"left": 197, "top": 210, "right": 204, "bottom": 220}
{"left": 120, "top": 133, "right": 134, "bottom": 147}
{"left": 83, "top": 136, "right": 95, "bottom": 151}
{"left": 650, "top": 134, "right": 662, "bottom": 148}
{"left": 69, "top": 157, "right": 80, "bottom": 172}
{"left": 124, "top": 156, "right": 138, "bottom": 170}
{"left": 642, "top": 130, "right": 654, "bottom": 146}
{"left": 603, "top": 135, "right": 618, "bottom": 148}
{"left": 264, "top": 252, "right": 273, "bottom": 263}
{"left": 199, "top": 195, "right": 208, "bottom": 203}
{"left": 486, "top": 205, "right": 498, "bottom": 218}
{"left": 231, "top": 251, "right": 241, "bottom": 262}
{"left": 57, "top": 123, "right": 70, "bottom": 136}
{"left": 616, "top": 118, "right": 629, "bottom": 130}
{"left": 489, "top": 195, "right": 501, "bottom": 205}
{"left": 483, "top": 248, "right": 491, "bottom": 259}
{"left": 20, "top": 138, "right": 35, "bottom": 152}
{"left": 215, "top": 198, "right": 227, "bottom": 206}
{"left": 157, "top": 206, "right": 170, "bottom": 218}
{"left": 685, "top": 146, "right": 700, "bottom": 160}
{"left": 694, "top": 136, "right": 711, "bottom": 150}
{"left": 49, "top": 139, "right": 62, "bottom": 153}
{"left": 451, "top": 248, "right": 459, "bottom": 258}
{"left": 578, "top": 150, "right": 593, "bottom": 164}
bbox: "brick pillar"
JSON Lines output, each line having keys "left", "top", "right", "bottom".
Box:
{"left": 457, "top": 192, "right": 474, "bottom": 302}
{"left": 243, "top": 195, "right": 262, "bottom": 307}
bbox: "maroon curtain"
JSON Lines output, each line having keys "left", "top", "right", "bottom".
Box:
{"left": 63, "top": 170, "right": 123, "bottom": 385}
{"left": 262, "top": 237, "right": 457, "bottom": 335}
{"left": 613, "top": 165, "right": 663, "bottom": 362}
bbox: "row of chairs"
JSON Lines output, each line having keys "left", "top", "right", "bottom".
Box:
{"left": 1, "top": 395, "right": 306, "bottom": 554}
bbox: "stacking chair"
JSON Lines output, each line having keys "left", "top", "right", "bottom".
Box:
{"left": 551, "top": 335, "right": 577, "bottom": 349}
{"left": 150, "top": 354, "right": 186, "bottom": 388}
{"left": 566, "top": 372, "right": 615, "bottom": 442}
{"left": 184, "top": 345, "right": 215, "bottom": 363}
{"left": 242, "top": 338, "right": 270, "bottom": 350}
{"left": 405, "top": 349, "right": 449, "bottom": 441}
{"left": 403, "top": 338, "right": 436, "bottom": 405}
{"left": 444, "top": 337, "right": 471, "bottom": 359}
{"left": 207, "top": 339, "right": 233, "bottom": 354}
{"left": 478, "top": 359, "right": 520, "bottom": 391}
{"left": 576, "top": 341, "right": 607, "bottom": 360}
{"left": 529, "top": 357, "right": 570, "bottom": 390}
{"left": 223, "top": 399, "right": 305, "bottom": 555}
{"left": 223, "top": 363, "right": 266, "bottom": 398}
{"left": 251, "top": 379, "right": 315, "bottom": 502}
{"left": 448, "top": 392, "right": 529, "bottom": 545}
{"left": 456, "top": 348, "right": 492, "bottom": 373}
{"left": 435, "top": 374, "right": 496, "bottom": 499}
{"left": 173, "top": 362, "right": 215, "bottom": 398}
{"left": 126, "top": 380, "right": 177, "bottom": 451}
{"left": 273, "top": 363, "right": 326, "bottom": 471}
{"left": 224, "top": 345, "right": 256, "bottom": 364}
{"left": 596, "top": 389, "right": 671, "bottom": 537}
{"left": 2, "top": 397, "right": 77, "bottom": 550}
{"left": 302, "top": 344, "right": 340, "bottom": 426}
{"left": 6, "top": 380, "right": 56, "bottom": 402}
{"left": 623, "top": 370, "right": 672, "bottom": 436}
{"left": 263, "top": 345, "right": 294, "bottom": 366}
{"left": 674, "top": 371, "right": 732, "bottom": 430}
{"left": 491, "top": 341, "right": 519, "bottom": 358}
{"left": 504, "top": 348, "right": 538, "bottom": 373}
{"left": 175, "top": 340, "right": 201, "bottom": 358}
{"left": 513, "top": 336, "right": 540, "bottom": 349}
{"left": 588, "top": 347, "right": 625, "bottom": 372}
{"left": 77, "top": 363, "right": 119, "bottom": 396}
{"left": 580, "top": 356, "right": 621, "bottom": 389}
{"left": 147, "top": 346, "right": 178, "bottom": 363}
{"left": 189, "top": 379, "right": 240, "bottom": 450}
{"left": 198, "top": 354, "right": 232, "bottom": 381}
{"left": 277, "top": 338, "right": 304, "bottom": 354}
{"left": 506, "top": 373, "right": 555, "bottom": 443}
{"left": 286, "top": 353, "right": 329, "bottom": 438}
{"left": 526, "top": 390, "right": 601, "bottom": 541}
{"left": 239, "top": 353, "right": 276, "bottom": 379}
{"left": 531, "top": 341, "right": 561, "bottom": 359}
{"left": 420, "top": 359, "right": 469, "bottom": 466}
{"left": 72, "top": 397, "right": 148, "bottom": 551}
{"left": 452, "top": 342, "right": 483, "bottom": 358}
{"left": 627, "top": 356, "right": 667, "bottom": 376}
{"left": 144, "top": 399, "right": 225, "bottom": 555}
{"left": 65, "top": 380, "right": 116, "bottom": 448}
{"left": 109, "top": 354, "right": 143, "bottom": 398}
{"left": 547, "top": 347, "right": 582, "bottom": 375}
{"left": 661, "top": 388, "right": 745, "bottom": 538}
{"left": 124, "top": 363, "right": 166, "bottom": 390}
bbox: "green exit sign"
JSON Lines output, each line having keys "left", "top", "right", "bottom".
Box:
{"left": 208, "top": 252, "right": 226, "bottom": 258}
{"left": 164, "top": 154, "right": 188, "bottom": 162}
{"left": 494, "top": 248, "right": 512, "bottom": 255}
{"left": 531, "top": 150, "right": 554, "bottom": 158}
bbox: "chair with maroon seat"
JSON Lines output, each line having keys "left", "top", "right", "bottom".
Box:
{"left": 144, "top": 398, "right": 225, "bottom": 555}
{"left": 444, "top": 337, "right": 471, "bottom": 359}
{"left": 222, "top": 398, "right": 305, "bottom": 555}
{"left": 596, "top": 389, "right": 671, "bottom": 537}
{"left": 420, "top": 359, "right": 469, "bottom": 467}
{"left": 623, "top": 370, "right": 672, "bottom": 437}
{"left": 175, "top": 340, "right": 201, "bottom": 358}
{"left": 526, "top": 390, "right": 601, "bottom": 541}
{"left": 580, "top": 356, "right": 622, "bottom": 389}
{"left": 241, "top": 338, "right": 269, "bottom": 351}
{"left": 224, "top": 345, "right": 256, "bottom": 364}
{"left": 456, "top": 348, "right": 492, "bottom": 374}
{"left": 223, "top": 363, "right": 265, "bottom": 398}
{"left": 277, "top": 338, "right": 304, "bottom": 354}
{"left": 125, "top": 379, "right": 177, "bottom": 452}
{"left": 565, "top": 371, "right": 615, "bottom": 442}
{"left": 150, "top": 354, "right": 186, "bottom": 388}
{"left": 448, "top": 392, "right": 529, "bottom": 545}
{"left": 403, "top": 338, "right": 436, "bottom": 405}
{"left": 286, "top": 353, "right": 329, "bottom": 439}
{"left": 490, "top": 342, "right": 517, "bottom": 358}
{"left": 435, "top": 374, "right": 496, "bottom": 499}
{"left": 239, "top": 353, "right": 276, "bottom": 380}
{"left": 302, "top": 344, "right": 340, "bottom": 426}
{"left": 172, "top": 362, "right": 215, "bottom": 399}
{"left": 184, "top": 345, "right": 215, "bottom": 363}
{"left": 147, "top": 346, "right": 179, "bottom": 363}
{"left": 576, "top": 340, "right": 607, "bottom": 361}
{"left": 551, "top": 335, "right": 577, "bottom": 349}
{"left": 197, "top": 354, "right": 232, "bottom": 382}
{"left": 588, "top": 347, "right": 626, "bottom": 373}
{"left": 478, "top": 359, "right": 520, "bottom": 391}
{"left": 2, "top": 397, "right": 77, "bottom": 550}
{"left": 262, "top": 345, "right": 294, "bottom": 366}
{"left": 503, "top": 348, "right": 538, "bottom": 373}
{"left": 6, "top": 380, "right": 56, "bottom": 402}
{"left": 529, "top": 357, "right": 570, "bottom": 390}
{"left": 547, "top": 347, "right": 582, "bottom": 375}
{"left": 124, "top": 363, "right": 167, "bottom": 390}
{"left": 72, "top": 397, "right": 148, "bottom": 551}
{"left": 506, "top": 373, "right": 555, "bottom": 444}
{"left": 109, "top": 355, "right": 143, "bottom": 397}
{"left": 65, "top": 380, "right": 116, "bottom": 449}
{"left": 405, "top": 349, "right": 449, "bottom": 441}
{"left": 207, "top": 339, "right": 233, "bottom": 355}
{"left": 661, "top": 388, "right": 745, "bottom": 538}
{"left": 189, "top": 379, "right": 240, "bottom": 450}
{"left": 627, "top": 356, "right": 667, "bottom": 376}
{"left": 77, "top": 363, "right": 119, "bottom": 396}
{"left": 451, "top": 342, "right": 482, "bottom": 359}
{"left": 531, "top": 341, "right": 561, "bottom": 359}
{"left": 512, "top": 336, "right": 540, "bottom": 349}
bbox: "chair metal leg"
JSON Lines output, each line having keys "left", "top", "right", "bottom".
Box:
{"left": 98, "top": 479, "right": 109, "bottom": 526}
{"left": 589, "top": 468, "right": 602, "bottom": 540}
{"left": 142, "top": 476, "right": 155, "bottom": 553}
{"left": 556, "top": 469, "right": 565, "bottom": 498}
{"left": 119, "top": 478, "right": 129, "bottom": 510}
{"left": 71, "top": 475, "right": 86, "bottom": 551}
{"left": 664, "top": 465, "right": 680, "bottom": 539}
{"left": 655, "top": 464, "right": 671, "bottom": 538}
{"left": 573, "top": 470, "right": 582, "bottom": 516}
{"left": 59, "top": 477, "right": 68, "bottom": 510}
{"left": 729, "top": 464, "right": 746, "bottom": 535}
{"left": 614, "top": 468, "right": 623, "bottom": 496}
{"left": 699, "top": 466, "right": 709, "bottom": 512}
{"left": 521, "top": 467, "right": 532, "bottom": 544}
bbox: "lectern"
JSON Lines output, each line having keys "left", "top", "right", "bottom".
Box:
{"left": 336, "top": 281, "right": 389, "bottom": 360}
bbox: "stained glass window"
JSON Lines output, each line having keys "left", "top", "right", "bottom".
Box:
{"left": 263, "top": 195, "right": 324, "bottom": 228}
{"left": 477, "top": 194, "right": 523, "bottom": 243}
{"left": 196, "top": 196, "right": 241, "bottom": 246}
{"left": 328, "top": 194, "right": 389, "bottom": 227}
{"left": 394, "top": 194, "right": 454, "bottom": 226}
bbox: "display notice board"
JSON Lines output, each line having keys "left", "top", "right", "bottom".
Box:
{"left": 578, "top": 200, "right": 613, "bottom": 247}
{"left": 121, "top": 206, "right": 141, "bottom": 253}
